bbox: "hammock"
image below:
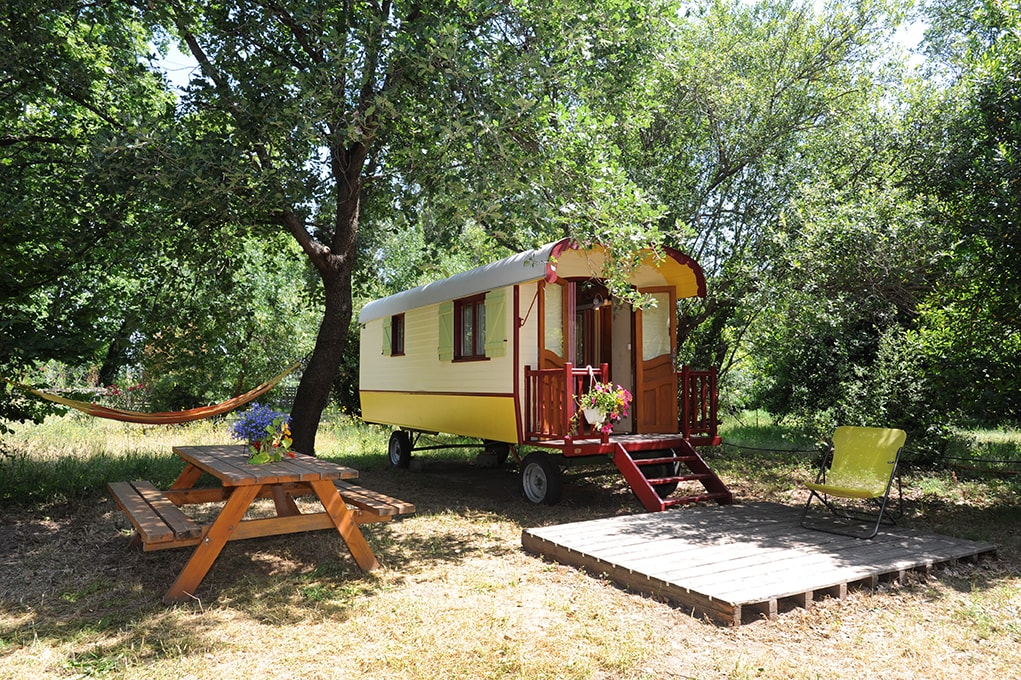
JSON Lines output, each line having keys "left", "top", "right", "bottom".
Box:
{"left": 7, "top": 361, "right": 300, "bottom": 425}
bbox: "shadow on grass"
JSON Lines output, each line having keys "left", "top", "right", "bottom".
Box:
{"left": 0, "top": 493, "right": 525, "bottom": 673}
{"left": 4, "top": 441, "right": 1018, "bottom": 670}
{"left": 1, "top": 455, "right": 582, "bottom": 658}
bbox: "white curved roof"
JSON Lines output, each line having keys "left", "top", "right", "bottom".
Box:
{"left": 358, "top": 238, "right": 707, "bottom": 323}
{"left": 358, "top": 239, "right": 568, "bottom": 323}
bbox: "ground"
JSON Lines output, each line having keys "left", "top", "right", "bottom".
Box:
{"left": 1, "top": 451, "right": 1019, "bottom": 679}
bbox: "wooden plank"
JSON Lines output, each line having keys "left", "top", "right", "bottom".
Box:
{"left": 521, "top": 502, "right": 996, "bottom": 625}
{"left": 108, "top": 481, "right": 174, "bottom": 544}
{"left": 169, "top": 463, "right": 204, "bottom": 491}
{"left": 132, "top": 482, "right": 202, "bottom": 539}
{"left": 164, "top": 487, "right": 231, "bottom": 505}
{"left": 310, "top": 479, "right": 380, "bottom": 572}
{"left": 137, "top": 507, "right": 393, "bottom": 554}
{"left": 335, "top": 480, "right": 416, "bottom": 517}
{"left": 173, "top": 445, "right": 360, "bottom": 486}
{"left": 164, "top": 484, "right": 261, "bottom": 603}
{"left": 521, "top": 531, "right": 741, "bottom": 626}
{"left": 108, "top": 481, "right": 202, "bottom": 545}
{"left": 174, "top": 446, "right": 259, "bottom": 486}
{"left": 287, "top": 455, "right": 360, "bottom": 481}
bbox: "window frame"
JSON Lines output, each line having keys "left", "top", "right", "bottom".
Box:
{"left": 390, "top": 313, "right": 405, "bottom": 356}
{"left": 454, "top": 294, "right": 488, "bottom": 361}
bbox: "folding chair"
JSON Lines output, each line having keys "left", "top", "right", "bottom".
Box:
{"left": 800, "top": 426, "right": 907, "bottom": 539}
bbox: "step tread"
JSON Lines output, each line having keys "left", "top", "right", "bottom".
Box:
{"left": 632, "top": 455, "right": 699, "bottom": 466}
{"left": 645, "top": 473, "right": 714, "bottom": 484}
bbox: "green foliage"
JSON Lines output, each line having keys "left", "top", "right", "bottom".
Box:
{"left": 906, "top": 0, "right": 1021, "bottom": 427}
{"left": 1, "top": 1, "right": 174, "bottom": 428}
{"left": 612, "top": 0, "right": 904, "bottom": 364}
{"left": 138, "top": 235, "right": 317, "bottom": 410}
{"left": 4, "top": 0, "right": 1021, "bottom": 463}
{"left": 0, "top": 447, "right": 185, "bottom": 508}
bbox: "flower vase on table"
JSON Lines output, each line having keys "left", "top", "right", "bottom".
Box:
{"left": 229, "top": 403, "right": 295, "bottom": 463}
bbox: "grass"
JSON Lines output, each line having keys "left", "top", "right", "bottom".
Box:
{"left": 945, "top": 426, "right": 1021, "bottom": 477}
{"left": 1, "top": 412, "right": 1020, "bottom": 678}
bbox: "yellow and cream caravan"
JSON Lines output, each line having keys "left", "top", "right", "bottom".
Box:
{"left": 358, "top": 239, "right": 732, "bottom": 511}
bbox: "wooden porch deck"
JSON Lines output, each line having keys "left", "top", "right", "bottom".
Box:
{"left": 521, "top": 502, "right": 996, "bottom": 626}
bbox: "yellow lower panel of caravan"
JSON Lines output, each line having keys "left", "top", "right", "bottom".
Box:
{"left": 360, "top": 391, "right": 519, "bottom": 443}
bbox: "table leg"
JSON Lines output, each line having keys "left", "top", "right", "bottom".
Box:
{"left": 163, "top": 483, "right": 261, "bottom": 603}
{"left": 170, "top": 463, "right": 204, "bottom": 490}
{"left": 309, "top": 479, "right": 380, "bottom": 572}
{"left": 271, "top": 485, "right": 301, "bottom": 516}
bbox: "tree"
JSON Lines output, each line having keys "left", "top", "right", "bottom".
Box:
{"left": 0, "top": 1, "right": 176, "bottom": 426}
{"left": 908, "top": 0, "right": 1021, "bottom": 424}
{"left": 134, "top": 0, "right": 670, "bottom": 452}
{"left": 610, "top": 0, "right": 905, "bottom": 372}
{"left": 1, "top": 2, "right": 324, "bottom": 430}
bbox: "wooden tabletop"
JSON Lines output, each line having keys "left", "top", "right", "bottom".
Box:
{"left": 172, "top": 445, "right": 359, "bottom": 486}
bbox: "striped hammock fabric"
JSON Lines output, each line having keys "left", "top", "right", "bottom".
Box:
{"left": 6, "top": 361, "right": 299, "bottom": 425}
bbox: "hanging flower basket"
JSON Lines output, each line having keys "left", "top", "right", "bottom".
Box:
{"left": 575, "top": 382, "right": 632, "bottom": 435}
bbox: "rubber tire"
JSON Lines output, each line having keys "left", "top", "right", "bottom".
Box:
{"left": 520, "top": 451, "right": 563, "bottom": 505}
{"left": 388, "top": 430, "right": 412, "bottom": 468}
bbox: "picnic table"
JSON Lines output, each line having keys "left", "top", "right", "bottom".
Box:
{"left": 108, "top": 445, "right": 414, "bottom": 603}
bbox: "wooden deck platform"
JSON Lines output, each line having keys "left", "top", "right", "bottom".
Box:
{"left": 521, "top": 502, "right": 996, "bottom": 626}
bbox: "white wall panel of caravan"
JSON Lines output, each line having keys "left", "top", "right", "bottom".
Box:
{"left": 358, "top": 238, "right": 708, "bottom": 468}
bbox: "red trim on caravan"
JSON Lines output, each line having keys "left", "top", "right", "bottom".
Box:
{"left": 545, "top": 238, "right": 577, "bottom": 283}
{"left": 663, "top": 245, "right": 707, "bottom": 297}
{"left": 513, "top": 283, "right": 524, "bottom": 445}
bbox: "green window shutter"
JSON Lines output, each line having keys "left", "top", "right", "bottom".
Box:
{"left": 382, "top": 318, "right": 392, "bottom": 356}
{"left": 438, "top": 301, "right": 454, "bottom": 361}
{"left": 485, "top": 289, "right": 507, "bottom": 358}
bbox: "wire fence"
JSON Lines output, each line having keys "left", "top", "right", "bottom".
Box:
{"left": 719, "top": 440, "right": 1021, "bottom": 478}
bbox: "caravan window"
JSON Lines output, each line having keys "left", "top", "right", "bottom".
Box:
{"left": 390, "top": 314, "right": 405, "bottom": 356}
{"left": 455, "top": 294, "right": 486, "bottom": 360}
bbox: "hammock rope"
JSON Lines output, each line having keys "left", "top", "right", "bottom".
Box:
{"left": 5, "top": 361, "right": 300, "bottom": 425}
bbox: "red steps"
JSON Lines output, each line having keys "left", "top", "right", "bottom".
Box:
{"left": 612, "top": 440, "right": 733, "bottom": 512}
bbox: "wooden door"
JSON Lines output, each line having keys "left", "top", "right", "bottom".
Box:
{"left": 536, "top": 281, "right": 571, "bottom": 433}
{"left": 635, "top": 287, "right": 678, "bottom": 434}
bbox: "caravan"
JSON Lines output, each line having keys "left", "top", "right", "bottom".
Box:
{"left": 358, "top": 239, "right": 731, "bottom": 511}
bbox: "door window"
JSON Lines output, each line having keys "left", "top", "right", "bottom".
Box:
{"left": 641, "top": 291, "right": 672, "bottom": 361}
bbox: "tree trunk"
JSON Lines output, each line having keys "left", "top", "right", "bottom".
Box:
{"left": 285, "top": 141, "right": 366, "bottom": 455}
{"left": 98, "top": 317, "right": 136, "bottom": 387}
{"left": 289, "top": 262, "right": 354, "bottom": 455}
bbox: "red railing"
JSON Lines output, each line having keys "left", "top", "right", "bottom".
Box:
{"left": 524, "top": 362, "right": 608, "bottom": 441}
{"left": 680, "top": 366, "right": 718, "bottom": 443}
{"left": 523, "top": 363, "right": 718, "bottom": 443}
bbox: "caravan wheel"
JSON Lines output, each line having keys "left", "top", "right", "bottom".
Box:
{"left": 520, "top": 452, "right": 563, "bottom": 505}
{"left": 388, "top": 430, "right": 412, "bottom": 468}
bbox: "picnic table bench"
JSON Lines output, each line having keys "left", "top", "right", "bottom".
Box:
{"left": 107, "top": 445, "right": 415, "bottom": 602}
